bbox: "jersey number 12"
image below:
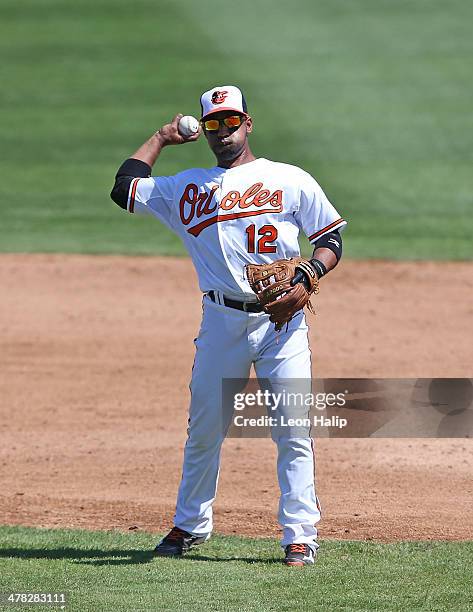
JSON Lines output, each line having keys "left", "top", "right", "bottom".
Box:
{"left": 245, "top": 224, "right": 278, "bottom": 253}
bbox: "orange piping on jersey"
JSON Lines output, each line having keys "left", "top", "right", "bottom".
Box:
{"left": 308, "top": 218, "right": 345, "bottom": 242}
{"left": 129, "top": 178, "right": 140, "bottom": 213}
{"left": 188, "top": 209, "right": 279, "bottom": 237}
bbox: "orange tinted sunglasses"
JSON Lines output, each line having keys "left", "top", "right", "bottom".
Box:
{"left": 202, "top": 115, "right": 244, "bottom": 131}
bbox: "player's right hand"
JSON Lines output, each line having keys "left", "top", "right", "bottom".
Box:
{"left": 157, "top": 114, "right": 201, "bottom": 146}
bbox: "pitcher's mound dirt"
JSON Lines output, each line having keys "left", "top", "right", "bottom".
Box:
{"left": 0, "top": 255, "right": 472, "bottom": 541}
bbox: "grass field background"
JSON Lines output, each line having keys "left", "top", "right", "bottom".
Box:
{"left": 1, "top": 0, "right": 472, "bottom": 259}
{"left": 1, "top": 527, "right": 472, "bottom": 611}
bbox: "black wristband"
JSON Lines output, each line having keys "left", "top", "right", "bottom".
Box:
{"left": 310, "top": 258, "right": 327, "bottom": 279}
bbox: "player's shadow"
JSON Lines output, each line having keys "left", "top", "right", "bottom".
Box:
{"left": 0, "top": 547, "right": 281, "bottom": 565}
{"left": 183, "top": 553, "right": 282, "bottom": 564}
{"left": 0, "top": 547, "right": 154, "bottom": 566}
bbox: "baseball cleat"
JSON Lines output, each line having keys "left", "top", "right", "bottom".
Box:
{"left": 153, "top": 526, "right": 209, "bottom": 557}
{"left": 284, "top": 543, "right": 316, "bottom": 566}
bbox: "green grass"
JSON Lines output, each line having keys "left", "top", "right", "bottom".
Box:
{"left": 0, "top": 0, "right": 472, "bottom": 259}
{"left": 0, "top": 527, "right": 472, "bottom": 611}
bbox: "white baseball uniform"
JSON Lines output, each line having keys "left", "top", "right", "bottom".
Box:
{"left": 126, "top": 157, "right": 346, "bottom": 549}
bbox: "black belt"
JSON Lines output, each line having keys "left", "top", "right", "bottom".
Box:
{"left": 207, "top": 290, "right": 263, "bottom": 313}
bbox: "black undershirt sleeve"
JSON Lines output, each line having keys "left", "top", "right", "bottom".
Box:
{"left": 292, "top": 230, "right": 344, "bottom": 289}
{"left": 110, "top": 158, "right": 152, "bottom": 209}
{"left": 312, "top": 229, "right": 343, "bottom": 261}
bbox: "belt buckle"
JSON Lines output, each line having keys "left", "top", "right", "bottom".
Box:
{"left": 242, "top": 301, "right": 249, "bottom": 312}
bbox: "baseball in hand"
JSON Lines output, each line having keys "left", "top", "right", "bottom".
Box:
{"left": 178, "top": 115, "right": 200, "bottom": 138}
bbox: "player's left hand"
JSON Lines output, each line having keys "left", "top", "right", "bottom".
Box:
{"left": 245, "top": 258, "right": 319, "bottom": 331}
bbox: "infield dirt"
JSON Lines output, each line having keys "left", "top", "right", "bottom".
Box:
{"left": 1, "top": 255, "right": 472, "bottom": 542}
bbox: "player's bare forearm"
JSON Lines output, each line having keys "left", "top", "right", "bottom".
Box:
{"left": 110, "top": 114, "right": 202, "bottom": 209}
{"left": 130, "top": 132, "right": 166, "bottom": 168}
{"left": 309, "top": 229, "right": 343, "bottom": 279}
{"left": 131, "top": 114, "right": 201, "bottom": 168}
{"left": 311, "top": 247, "right": 338, "bottom": 274}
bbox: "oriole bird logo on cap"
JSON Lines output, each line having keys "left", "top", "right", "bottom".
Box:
{"left": 211, "top": 90, "right": 228, "bottom": 104}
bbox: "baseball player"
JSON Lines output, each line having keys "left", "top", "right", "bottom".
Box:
{"left": 110, "top": 85, "right": 346, "bottom": 566}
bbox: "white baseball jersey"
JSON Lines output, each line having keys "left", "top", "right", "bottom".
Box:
{"left": 126, "top": 158, "right": 346, "bottom": 299}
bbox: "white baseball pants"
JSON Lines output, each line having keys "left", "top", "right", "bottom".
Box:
{"left": 173, "top": 293, "right": 320, "bottom": 549}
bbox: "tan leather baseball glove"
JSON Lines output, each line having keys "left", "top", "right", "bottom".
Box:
{"left": 245, "top": 257, "right": 319, "bottom": 331}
